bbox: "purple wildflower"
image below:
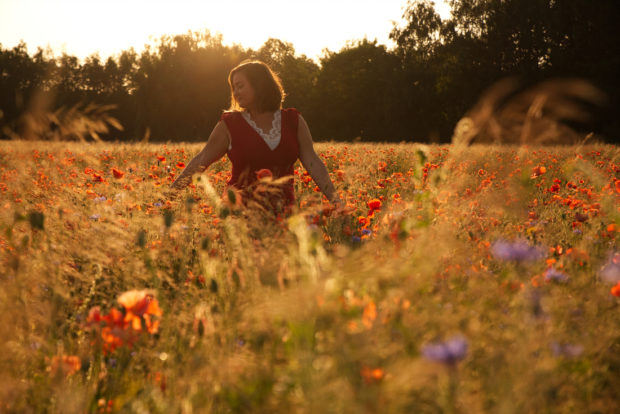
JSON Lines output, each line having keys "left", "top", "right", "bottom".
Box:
{"left": 544, "top": 267, "right": 569, "bottom": 283}
{"left": 551, "top": 342, "right": 583, "bottom": 358}
{"left": 421, "top": 335, "right": 468, "bottom": 365}
{"left": 491, "top": 239, "right": 544, "bottom": 262}
{"left": 600, "top": 252, "right": 620, "bottom": 284}
{"left": 361, "top": 229, "right": 372, "bottom": 236}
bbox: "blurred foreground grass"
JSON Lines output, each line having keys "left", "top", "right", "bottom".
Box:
{"left": 0, "top": 140, "right": 618, "bottom": 413}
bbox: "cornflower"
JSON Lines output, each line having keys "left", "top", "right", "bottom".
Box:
{"left": 600, "top": 252, "right": 620, "bottom": 284}
{"left": 491, "top": 239, "right": 544, "bottom": 262}
{"left": 544, "top": 267, "right": 569, "bottom": 283}
{"left": 551, "top": 342, "right": 583, "bottom": 357}
{"left": 421, "top": 335, "right": 468, "bottom": 365}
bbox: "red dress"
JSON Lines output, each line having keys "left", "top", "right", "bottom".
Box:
{"left": 220, "top": 108, "right": 300, "bottom": 212}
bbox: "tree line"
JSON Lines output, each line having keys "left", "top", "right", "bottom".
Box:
{"left": 1, "top": 0, "right": 618, "bottom": 143}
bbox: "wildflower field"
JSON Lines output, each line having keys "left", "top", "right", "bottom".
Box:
{"left": 0, "top": 139, "right": 618, "bottom": 413}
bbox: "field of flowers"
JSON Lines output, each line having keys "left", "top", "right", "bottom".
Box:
{"left": 0, "top": 139, "right": 618, "bottom": 413}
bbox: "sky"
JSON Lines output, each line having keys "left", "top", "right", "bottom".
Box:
{"left": 0, "top": 0, "right": 451, "bottom": 62}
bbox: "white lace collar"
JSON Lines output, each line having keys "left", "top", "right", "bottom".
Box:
{"left": 241, "top": 110, "right": 281, "bottom": 150}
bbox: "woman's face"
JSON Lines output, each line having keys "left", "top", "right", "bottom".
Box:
{"left": 231, "top": 72, "right": 255, "bottom": 110}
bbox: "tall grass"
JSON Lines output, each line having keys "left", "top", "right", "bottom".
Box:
{"left": 0, "top": 134, "right": 618, "bottom": 412}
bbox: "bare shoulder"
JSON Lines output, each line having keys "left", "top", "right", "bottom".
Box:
{"left": 205, "top": 120, "right": 230, "bottom": 148}
{"left": 296, "top": 113, "right": 316, "bottom": 155}
{"left": 213, "top": 119, "right": 230, "bottom": 135}
{"left": 297, "top": 113, "right": 310, "bottom": 130}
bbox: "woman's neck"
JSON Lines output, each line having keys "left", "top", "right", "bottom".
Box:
{"left": 247, "top": 108, "right": 278, "bottom": 122}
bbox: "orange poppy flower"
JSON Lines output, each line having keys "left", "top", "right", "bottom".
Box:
{"left": 367, "top": 198, "right": 382, "bottom": 211}
{"left": 101, "top": 326, "right": 125, "bottom": 354}
{"left": 256, "top": 168, "right": 273, "bottom": 180}
{"left": 117, "top": 289, "right": 163, "bottom": 333}
{"left": 362, "top": 301, "right": 377, "bottom": 328}
{"left": 111, "top": 167, "right": 124, "bottom": 179}
{"left": 48, "top": 355, "right": 81, "bottom": 377}
{"left": 360, "top": 366, "right": 384, "bottom": 384}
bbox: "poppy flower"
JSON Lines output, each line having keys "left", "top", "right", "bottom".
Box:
{"left": 47, "top": 355, "right": 81, "bottom": 377}
{"left": 176, "top": 162, "right": 185, "bottom": 169}
{"left": 111, "top": 167, "right": 124, "bottom": 179}
{"left": 362, "top": 301, "right": 377, "bottom": 328}
{"left": 117, "top": 289, "right": 163, "bottom": 333}
{"left": 367, "top": 199, "right": 382, "bottom": 211}
{"left": 101, "top": 326, "right": 126, "bottom": 354}
{"left": 360, "top": 366, "right": 384, "bottom": 384}
{"left": 256, "top": 168, "right": 273, "bottom": 180}
{"left": 531, "top": 165, "right": 546, "bottom": 177}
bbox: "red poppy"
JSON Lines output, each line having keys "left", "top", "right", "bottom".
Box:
{"left": 360, "top": 366, "right": 384, "bottom": 384}
{"left": 117, "top": 290, "right": 163, "bottom": 333}
{"left": 531, "top": 165, "right": 546, "bottom": 177}
{"left": 112, "top": 168, "right": 124, "bottom": 179}
{"left": 256, "top": 168, "right": 273, "bottom": 180}
{"left": 367, "top": 198, "right": 382, "bottom": 211}
{"left": 47, "top": 355, "right": 81, "bottom": 377}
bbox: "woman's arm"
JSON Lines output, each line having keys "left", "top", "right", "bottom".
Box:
{"left": 170, "top": 121, "right": 230, "bottom": 190}
{"left": 297, "top": 114, "right": 339, "bottom": 204}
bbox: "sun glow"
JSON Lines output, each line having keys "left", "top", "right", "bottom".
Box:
{"left": 0, "top": 0, "right": 451, "bottom": 61}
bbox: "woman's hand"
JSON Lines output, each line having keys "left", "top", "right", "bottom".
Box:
{"left": 170, "top": 121, "right": 230, "bottom": 190}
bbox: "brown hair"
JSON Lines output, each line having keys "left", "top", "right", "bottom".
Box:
{"left": 227, "top": 60, "right": 285, "bottom": 112}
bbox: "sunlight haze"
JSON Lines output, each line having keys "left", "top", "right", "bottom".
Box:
{"left": 0, "top": 0, "right": 451, "bottom": 61}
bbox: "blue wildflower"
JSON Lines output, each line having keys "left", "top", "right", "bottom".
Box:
{"left": 551, "top": 342, "right": 583, "bottom": 358}
{"left": 93, "top": 196, "right": 107, "bottom": 203}
{"left": 421, "top": 335, "right": 468, "bottom": 365}
{"left": 154, "top": 202, "right": 163, "bottom": 207}
{"left": 361, "top": 229, "right": 372, "bottom": 236}
{"left": 600, "top": 252, "right": 620, "bottom": 284}
{"left": 544, "top": 267, "right": 569, "bottom": 283}
{"left": 491, "top": 239, "right": 544, "bottom": 262}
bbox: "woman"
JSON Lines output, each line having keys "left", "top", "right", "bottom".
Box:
{"left": 170, "top": 60, "right": 339, "bottom": 214}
